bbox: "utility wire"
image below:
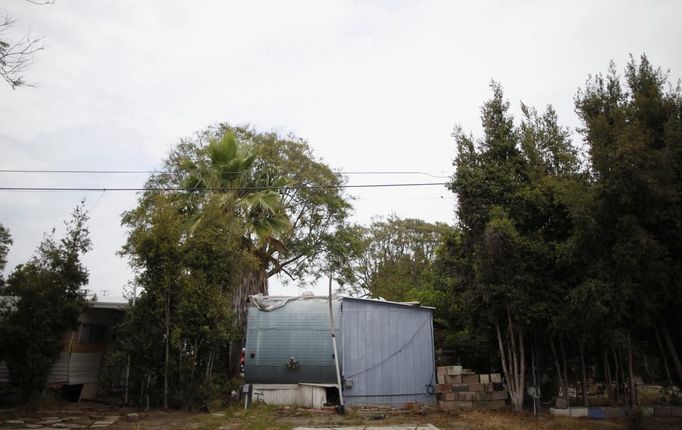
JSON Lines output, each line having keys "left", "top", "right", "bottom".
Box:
{"left": 0, "top": 168, "right": 450, "bottom": 178}
{"left": 0, "top": 182, "right": 448, "bottom": 192}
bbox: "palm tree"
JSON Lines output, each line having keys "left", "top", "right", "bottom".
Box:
{"left": 181, "top": 131, "right": 290, "bottom": 329}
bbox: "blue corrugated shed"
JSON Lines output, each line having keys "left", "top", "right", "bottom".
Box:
{"left": 244, "top": 295, "right": 436, "bottom": 407}
{"left": 341, "top": 297, "right": 436, "bottom": 406}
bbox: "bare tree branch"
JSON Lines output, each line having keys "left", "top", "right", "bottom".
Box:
{"left": 0, "top": 11, "right": 46, "bottom": 89}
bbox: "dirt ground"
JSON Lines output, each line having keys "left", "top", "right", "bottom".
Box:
{"left": 2, "top": 402, "right": 682, "bottom": 430}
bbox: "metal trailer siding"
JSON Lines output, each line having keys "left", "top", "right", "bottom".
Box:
{"left": 68, "top": 352, "right": 103, "bottom": 385}
{"left": 0, "top": 353, "right": 70, "bottom": 384}
{"left": 245, "top": 297, "right": 342, "bottom": 384}
{"left": 341, "top": 298, "right": 436, "bottom": 406}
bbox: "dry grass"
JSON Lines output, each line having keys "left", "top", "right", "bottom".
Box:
{"left": 187, "top": 406, "right": 682, "bottom": 430}
{"left": 3, "top": 402, "right": 680, "bottom": 430}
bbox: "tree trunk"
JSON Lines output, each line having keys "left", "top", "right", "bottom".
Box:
{"left": 139, "top": 372, "right": 145, "bottom": 405}
{"left": 560, "top": 337, "right": 570, "bottom": 408}
{"left": 205, "top": 348, "right": 214, "bottom": 385}
{"left": 190, "top": 338, "right": 198, "bottom": 407}
{"left": 615, "top": 347, "right": 628, "bottom": 406}
{"left": 580, "top": 342, "right": 588, "bottom": 407}
{"left": 627, "top": 333, "right": 637, "bottom": 406}
{"left": 496, "top": 319, "right": 513, "bottom": 402}
{"left": 612, "top": 349, "right": 621, "bottom": 405}
{"left": 660, "top": 322, "right": 682, "bottom": 386}
{"left": 164, "top": 276, "right": 171, "bottom": 409}
{"left": 550, "top": 337, "right": 566, "bottom": 407}
{"left": 642, "top": 353, "right": 653, "bottom": 385}
{"left": 228, "top": 342, "right": 242, "bottom": 378}
{"left": 495, "top": 307, "right": 525, "bottom": 411}
{"left": 235, "top": 269, "right": 269, "bottom": 332}
{"left": 603, "top": 350, "right": 614, "bottom": 406}
{"left": 654, "top": 325, "right": 673, "bottom": 386}
{"left": 531, "top": 337, "right": 539, "bottom": 415}
{"left": 146, "top": 373, "right": 151, "bottom": 410}
{"left": 228, "top": 269, "right": 269, "bottom": 377}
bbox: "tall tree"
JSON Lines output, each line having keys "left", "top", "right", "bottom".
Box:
{"left": 0, "top": 203, "right": 91, "bottom": 400}
{"left": 335, "top": 215, "right": 452, "bottom": 303}
{"left": 143, "top": 125, "right": 351, "bottom": 330}
{"left": 575, "top": 55, "right": 682, "bottom": 390}
{"left": 119, "top": 195, "right": 250, "bottom": 409}
{"left": 448, "top": 82, "right": 582, "bottom": 410}
{"left": 180, "top": 131, "right": 289, "bottom": 328}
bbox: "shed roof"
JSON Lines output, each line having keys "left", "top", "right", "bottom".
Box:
{"left": 248, "top": 293, "right": 435, "bottom": 311}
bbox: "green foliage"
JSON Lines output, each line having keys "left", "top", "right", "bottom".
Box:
{"left": 116, "top": 195, "right": 252, "bottom": 408}
{"left": 575, "top": 55, "right": 682, "bottom": 330}
{"left": 155, "top": 125, "right": 351, "bottom": 283}
{"left": 439, "top": 56, "right": 682, "bottom": 409}
{"left": 0, "top": 203, "right": 90, "bottom": 400}
{"left": 335, "top": 215, "right": 453, "bottom": 303}
{"left": 115, "top": 125, "right": 352, "bottom": 408}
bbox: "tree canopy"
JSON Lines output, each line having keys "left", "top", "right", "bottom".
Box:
{"left": 0, "top": 203, "right": 91, "bottom": 401}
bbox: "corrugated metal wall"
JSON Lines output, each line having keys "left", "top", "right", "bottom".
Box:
{"left": 1, "top": 353, "right": 69, "bottom": 384}
{"left": 46, "top": 352, "right": 70, "bottom": 384}
{"left": 68, "top": 352, "right": 103, "bottom": 385}
{"left": 341, "top": 298, "right": 436, "bottom": 406}
{"left": 245, "top": 297, "right": 342, "bottom": 384}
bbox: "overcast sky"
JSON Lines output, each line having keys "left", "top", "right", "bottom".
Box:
{"left": 1, "top": 0, "right": 681, "bottom": 301}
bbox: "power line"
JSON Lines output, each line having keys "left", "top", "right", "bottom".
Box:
{"left": 0, "top": 182, "right": 448, "bottom": 192}
{"left": 0, "top": 168, "right": 450, "bottom": 178}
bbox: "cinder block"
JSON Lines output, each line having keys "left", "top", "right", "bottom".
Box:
{"left": 435, "top": 384, "right": 451, "bottom": 394}
{"left": 587, "top": 407, "right": 607, "bottom": 419}
{"left": 474, "top": 392, "right": 492, "bottom": 401}
{"left": 550, "top": 407, "right": 571, "bottom": 417}
{"left": 469, "top": 383, "right": 485, "bottom": 392}
{"left": 454, "top": 400, "right": 474, "bottom": 408}
{"left": 459, "top": 392, "right": 475, "bottom": 401}
{"left": 441, "top": 392, "right": 456, "bottom": 401}
{"left": 445, "top": 374, "right": 462, "bottom": 384}
{"left": 491, "top": 391, "right": 508, "bottom": 400}
{"left": 446, "top": 365, "right": 463, "bottom": 376}
{"left": 462, "top": 374, "right": 480, "bottom": 385}
{"left": 479, "top": 374, "right": 490, "bottom": 384}
{"left": 490, "top": 373, "right": 502, "bottom": 383}
{"left": 452, "top": 384, "right": 469, "bottom": 392}
{"left": 437, "top": 366, "right": 447, "bottom": 376}
{"left": 461, "top": 368, "right": 475, "bottom": 375}
{"left": 437, "top": 374, "right": 446, "bottom": 384}
{"left": 570, "top": 407, "right": 589, "bottom": 417}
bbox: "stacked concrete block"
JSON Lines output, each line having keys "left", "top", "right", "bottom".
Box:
{"left": 435, "top": 366, "right": 508, "bottom": 410}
